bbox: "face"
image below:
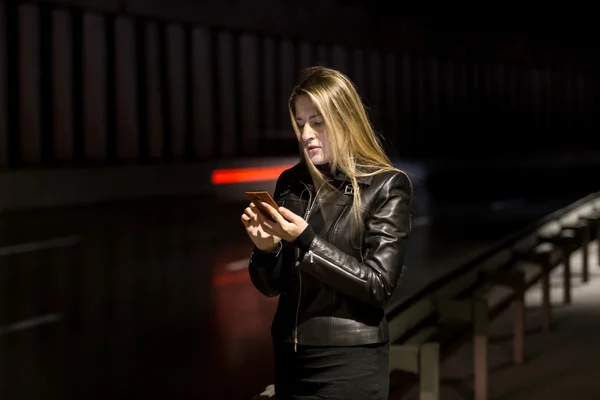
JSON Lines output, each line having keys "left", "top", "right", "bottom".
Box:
{"left": 294, "top": 95, "right": 331, "bottom": 165}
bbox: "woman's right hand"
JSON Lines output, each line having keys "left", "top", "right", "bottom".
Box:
{"left": 241, "top": 203, "right": 282, "bottom": 252}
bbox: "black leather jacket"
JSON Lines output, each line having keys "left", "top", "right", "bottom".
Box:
{"left": 248, "top": 162, "right": 412, "bottom": 348}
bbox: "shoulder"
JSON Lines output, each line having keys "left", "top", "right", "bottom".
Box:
{"left": 273, "top": 162, "right": 305, "bottom": 197}
{"left": 366, "top": 169, "right": 413, "bottom": 208}
{"left": 276, "top": 162, "right": 304, "bottom": 184}
{"left": 370, "top": 169, "right": 412, "bottom": 193}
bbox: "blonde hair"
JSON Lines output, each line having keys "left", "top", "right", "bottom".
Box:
{"left": 288, "top": 66, "right": 403, "bottom": 230}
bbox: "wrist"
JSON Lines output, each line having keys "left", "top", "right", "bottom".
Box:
{"left": 292, "top": 225, "right": 315, "bottom": 252}
{"left": 256, "top": 241, "right": 281, "bottom": 253}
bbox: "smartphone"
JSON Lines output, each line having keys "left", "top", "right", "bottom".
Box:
{"left": 245, "top": 191, "right": 280, "bottom": 221}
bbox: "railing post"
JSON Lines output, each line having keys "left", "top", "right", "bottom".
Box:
{"left": 518, "top": 243, "right": 555, "bottom": 332}
{"left": 473, "top": 297, "right": 489, "bottom": 400}
{"left": 582, "top": 222, "right": 590, "bottom": 282}
{"left": 561, "top": 231, "right": 574, "bottom": 305}
{"left": 541, "top": 257, "right": 552, "bottom": 331}
{"left": 595, "top": 213, "right": 600, "bottom": 267}
{"left": 434, "top": 296, "right": 489, "bottom": 400}
{"left": 564, "top": 221, "right": 590, "bottom": 283}
{"left": 538, "top": 230, "right": 573, "bottom": 305}
{"left": 481, "top": 269, "right": 526, "bottom": 365}
{"left": 419, "top": 342, "right": 440, "bottom": 400}
{"left": 596, "top": 216, "right": 600, "bottom": 267}
{"left": 512, "top": 279, "right": 526, "bottom": 364}
{"left": 0, "top": 250, "right": 7, "bottom": 397}
{"left": 579, "top": 212, "right": 600, "bottom": 269}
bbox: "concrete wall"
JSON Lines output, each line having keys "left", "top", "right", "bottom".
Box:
{"left": 29, "top": 0, "right": 427, "bottom": 51}
{"left": 25, "top": 0, "right": 594, "bottom": 66}
{"left": 1, "top": 1, "right": 597, "bottom": 212}
{"left": 0, "top": 156, "right": 301, "bottom": 212}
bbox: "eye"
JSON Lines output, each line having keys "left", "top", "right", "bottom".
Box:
{"left": 311, "top": 120, "right": 324, "bottom": 127}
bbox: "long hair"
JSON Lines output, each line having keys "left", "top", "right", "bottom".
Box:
{"left": 288, "top": 66, "right": 405, "bottom": 230}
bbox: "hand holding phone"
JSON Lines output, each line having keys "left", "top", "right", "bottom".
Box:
{"left": 241, "top": 191, "right": 282, "bottom": 251}
{"left": 245, "top": 191, "right": 280, "bottom": 222}
{"left": 242, "top": 190, "right": 309, "bottom": 245}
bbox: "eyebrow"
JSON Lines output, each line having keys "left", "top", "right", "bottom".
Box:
{"left": 295, "top": 113, "right": 321, "bottom": 121}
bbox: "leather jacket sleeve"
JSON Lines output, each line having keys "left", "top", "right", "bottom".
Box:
{"left": 248, "top": 242, "right": 284, "bottom": 297}
{"left": 294, "top": 171, "right": 412, "bottom": 307}
{"left": 247, "top": 173, "right": 288, "bottom": 297}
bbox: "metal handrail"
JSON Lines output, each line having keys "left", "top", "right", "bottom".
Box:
{"left": 386, "top": 191, "right": 600, "bottom": 321}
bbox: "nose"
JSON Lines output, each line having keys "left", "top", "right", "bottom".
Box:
{"left": 301, "top": 123, "right": 315, "bottom": 143}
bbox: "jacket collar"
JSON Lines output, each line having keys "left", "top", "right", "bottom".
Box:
{"left": 295, "top": 161, "right": 374, "bottom": 187}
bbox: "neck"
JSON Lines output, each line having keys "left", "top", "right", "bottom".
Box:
{"left": 316, "top": 163, "right": 332, "bottom": 177}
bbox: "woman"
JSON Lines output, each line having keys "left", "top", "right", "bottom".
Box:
{"left": 241, "top": 66, "right": 412, "bottom": 400}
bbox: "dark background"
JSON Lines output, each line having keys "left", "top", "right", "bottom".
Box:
{"left": 0, "top": 1, "right": 599, "bottom": 399}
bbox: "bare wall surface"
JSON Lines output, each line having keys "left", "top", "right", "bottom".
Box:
{"left": 2, "top": 1, "right": 597, "bottom": 211}
{"left": 0, "top": 163, "right": 214, "bottom": 211}
{"left": 118, "top": 0, "right": 431, "bottom": 57}
{"left": 0, "top": 156, "right": 301, "bottom": 212}
{"left": 24, "top": 0, "right": 596, "bottom": 66}
{"left": 25, "top": 0, "right": 422, "bottom": 47}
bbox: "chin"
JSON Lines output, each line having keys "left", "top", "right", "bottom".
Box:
{"left": 305, "top": 148, "right": 330, "bottom": 166}
{"left": 310, "top": 156, "right": 328, "bottom": 165}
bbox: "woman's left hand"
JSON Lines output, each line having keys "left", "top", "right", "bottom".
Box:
{"left": 259, "top": 202, "right": 308, "bottom": 243}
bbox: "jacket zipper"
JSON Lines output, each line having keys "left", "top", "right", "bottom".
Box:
{"left": 306, "top": 249, "right": 367, "bottom": 283}
{"left": 293, "top": 181, "right": 325, "bottom": 352}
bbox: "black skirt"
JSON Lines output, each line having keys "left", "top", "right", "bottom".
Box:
{"left": 273, "top": 341, "right": 389, "bottom": 400}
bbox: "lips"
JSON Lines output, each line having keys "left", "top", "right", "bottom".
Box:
{"left": 307, "top": 146, "right": 320, "bottom": 151}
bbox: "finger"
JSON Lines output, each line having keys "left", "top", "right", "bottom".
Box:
{"left": 250, "top": 202, "right": 277, "bottom": 224}
{"left": 256, "top": 208, "right": 273, "bottom": 226}
{"left": 259, "top": 201, "right": 276, "bottom": 217}
{"left": 278, "top": 207, "right": 297, "bottom": 222}
{"left": 244, "top": 207, "right": 256, "bottom": 219}
{"left": 241, "top": 214, "right": 251, "bottom": 226}
{"left": 256, "top": 211, "right": 278, "bottom": 234}
{"left": 261, "top": 202, "right": 288, "bottom": 225}
{"left": 250, "top": 203, "right": 270, "bottom": 219}
{"left": 249, "top": 202, "right": 264, "bottom": 214}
